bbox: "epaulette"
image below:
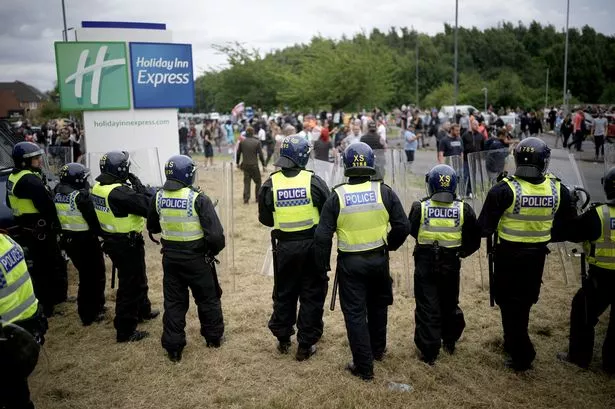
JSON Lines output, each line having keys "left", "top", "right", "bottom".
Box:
{"left": 546, "top": 172, "right": 561, "bottom": 181}
{"left": 332, "top": 182, "right": 346, "bottom": 191}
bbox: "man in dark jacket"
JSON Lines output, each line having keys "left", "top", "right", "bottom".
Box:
{"left": 361, "top": 121, "right": 386, "bottom": 180}
{"left": 237, "top": 127, "right": 266, "bottom": 204}
{"left": 91, "top": 151, "right": 159, "bottom": 343}
{"left": 258, "top": 136, "right": 330, "bottom": 360}
{"left": 314, "top": 142, "right": 410, "bottom": 380}
{"left": 461, "top": 120, "right": 484, "bottom": 197}
{"left": 7, "top": 142, "right": 68, "bottom": 317}
{"left": 53, "top": 163, "right": 106, "bottom": 326}
{"left": 148, "top": 155, "right": 225, "bottom": 362}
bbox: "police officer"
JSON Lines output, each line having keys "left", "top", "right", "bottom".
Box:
{"left": 557, "top": 167, "right": 615, "bottom": 375}
{"left": 147, "top": 155, "right": 225, "bottom": 362}
{"left": 7, "top": 141, "right": 67, "bottom": 317}
{"left": 314, "top": 142, "right": 410, "bottom": 380}
{"left": 91, "top": 151, "right": 158, "bottom": 343}
{"left": 257, "top": 136, "right": 330, "bottom": 360}
{"left": 53, "top": 163, "right": 106, "bottom": 326}
{"left": 409, "top": 165, "right": 481, "bottom": 365}
{"left": 478, "top": 137, "right": 575, "bottom": 370}
{"left": 0, "top": 233, "right": 47, "bottom": 409}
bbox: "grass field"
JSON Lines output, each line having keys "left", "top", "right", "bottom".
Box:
{"left": 29, "top": 158, "right": 614, "bottom": 409}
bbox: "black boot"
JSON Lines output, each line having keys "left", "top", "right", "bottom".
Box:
{"left": 345, "top": 362, "right": 374, "bottom": 381}
{"left": 139, "top": 309, "right": 160, "bottom": 322}
{"left": 296, "top": 344, "right": 316, "bottom": 361}
{"left": 277, "top": 338, "right": 291, "bottom": 354}
{"left": 117, "top": 330, "right": 149, "bottom": 343}
{"left": 167, "top": 349, "right": 183, "bottom": 363}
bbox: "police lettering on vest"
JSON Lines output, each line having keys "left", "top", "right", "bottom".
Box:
{"left": 160, "top": 198, "right": 188, "bottom": 210}
{"left": 276, "top": 187, "right": 309, "bottom": 206}
{"left": 0, "top": 244, "right": 25, "bottom": 275}
{"left": 54, "top": 193, "right": 71, "bottom": 204}
{"left": 344, "top": 191, "right": 377, "bottom": 206}
{"left": 610, "top": 218, "right": 615, "bottom": 230}
{"left": 91, "top": 194, "right": 109, "bottom": 212}
{"left": 520, "top": 195, "right": 555, "bottom": 208}
{"left": 427, "top": 207, "right": 459, "bottom": 219}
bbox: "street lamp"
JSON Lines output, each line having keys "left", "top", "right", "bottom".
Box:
{"left": 481, "top": 88, "right": 488, "bottom": 114}
{"left": 61, "top": 27, "right": 77, "bottom": 41}
{"left": 453, "top": 0, "right": 459, "bottom": 111}
{"left": 61, "top": 0, "right": 68, "bottom": 42}
{"left": 563, "top": 0, "right": 570, "bottom": 113}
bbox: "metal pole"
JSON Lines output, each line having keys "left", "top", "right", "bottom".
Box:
{"left": 545, "top": 67, "right": 549, "bottom": 108}
{"left": 453, "top": 0, "right": 459, "bottom": 111}
{"left": 61, "top": 0, "right": 68, "bottom": 42}
{"left": 416, "top": 30, "right": 419, "bottom": 108}
{"left": 563, "top": 0, "right": 570, "bottom": 113}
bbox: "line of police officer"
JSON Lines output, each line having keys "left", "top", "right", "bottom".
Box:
{"left": 2, "top": 134, "right": 613, "bottom": 408}
{"left": 257, "top": 134, "right": 614, "bottom": 379}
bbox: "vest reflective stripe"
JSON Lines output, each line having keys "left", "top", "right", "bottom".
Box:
{"left": 54, "top": 190, "right": 90, "bottom": 232}
{"left": 0, "top": 235, "right": 38, "bottom": 324}
{"left": 0, "top": 270, "right": 29, "bottom": 298}
{"left": 7, "top": 170, "right": 40, "bottom": 216}
{"left": 585, "top": 205, "right": 615, "bottom": 269}
{"left": 2, "top": 293, "right": 37, "bottom": 323}
{"left": 92, "top": 183, "right": 145, "bottom": 234}
{"left": 156, "top": 188, "right": 204, "bottom": 242}
{"left": 335, "top": 181, "right": 389, "bottom": 252}
{"left": 272, "top": 171, "right": 320, "bottom": 232}
{"left": 417, "top": 200, "right": 464, "bottom": 248}
{"left": 497, "top": 177, "right": 560, "bottom": 243}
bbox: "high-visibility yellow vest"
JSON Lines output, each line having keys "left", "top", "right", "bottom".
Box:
{"left": 584, "top": 205, "right": 615, "bottom": 269}
{"left": 0, "top": 234, "right": 38, "bottom": 324}
{"left": 54, "top": 189, "right": 89, "bottom": 232}
{"left": 497, "top": 177, "right": 560, "bottom": 243}
{"left": 334, "top": 181, "right": 389, "bottom": 252}
{"left": 272, "top": 170, "right": 320, "bottom": 232}
{"left": 155, "top": 188, "right": 204, "bottom": 242}
{"left": 418, "top": 199, "right": 464, "bottom": 248}
{"left": 91, "top": 182, "right": 145, "bottom": 234}
{"left": 7, "top": 170, "right": 40, "bottom": 216}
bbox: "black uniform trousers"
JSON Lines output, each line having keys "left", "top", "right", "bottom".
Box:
{"left": 568, "top": 266, "right": 615, "bottom": 372}
{"left": 15, "top": 232, "right": 67, "bottom": 315}
{"left": 494, "top": 243, "right": 547, "bottom": 368}
{"left": 0, "top": 373, "right": 34, "bottom": 409}
{"left": 413, "top": 248, "right": 465, "bottom": 361}
{"left": 0, "top": 312, "right": 47, "bottom": 409}
{"left": 62, "top": 233, "right": 106, "bottom": 325}
{"left": 102, "top": 235, "right": 152, "bottom": 339}
{"left": 268, "top": 238, "right": 328, "bottom": 347}
{"left": 242, "top": 165, "right": 261, "bottom": 203}
{"left": 161, "top": 253, "right": 224, "bottom": 352}
{"left": 338, "top": 249, "right": 392, "bottom": 376}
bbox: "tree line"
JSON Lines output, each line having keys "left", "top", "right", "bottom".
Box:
{"left": 195, "top": 21, "right": 615, "bottom": 113}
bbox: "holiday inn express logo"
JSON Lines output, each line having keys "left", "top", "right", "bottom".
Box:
{"left": 55, "top": 42, "right": 131, "bottom": 111}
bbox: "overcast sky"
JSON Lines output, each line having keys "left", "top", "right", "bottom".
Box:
{"left": 1, "top": 0, "right": 613, "bottom": 92}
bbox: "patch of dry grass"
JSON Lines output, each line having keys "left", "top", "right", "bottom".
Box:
{"left": 29, "top": 159, "right": 614, "bottom": 409}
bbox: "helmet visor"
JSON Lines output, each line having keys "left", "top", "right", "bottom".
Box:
{"left": 22, "top": 148, "right": 44, "bottom": 159}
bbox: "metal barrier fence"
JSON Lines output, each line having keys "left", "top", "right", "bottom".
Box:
{"left": 45, "top": 146, "right": 73, "bottom": 176}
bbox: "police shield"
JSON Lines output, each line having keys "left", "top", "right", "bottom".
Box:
{"left": 87, "top": 147, "right": 163, "bottom": 187}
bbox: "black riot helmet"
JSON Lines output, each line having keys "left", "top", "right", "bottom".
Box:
{"left": 426, "top": 164, "right": 458, "bottom": 203}
{"left": 59, "top": 163, "right": 90, "bottom": 189}
{"left": 603, "top": 167, "right": 615, "bottom": 201}
{"left": 99, "top": 151, "right": 130, "bottom": 181}
{"left": 513, "top": 137, "right": 550, "bottom": 179}
{"left": 12, "top": 141, "right": 44, "bottom": 170}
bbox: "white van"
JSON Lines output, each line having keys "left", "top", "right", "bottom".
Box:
{"left": 439, "top": 105, "right": 480, "bottom": 121}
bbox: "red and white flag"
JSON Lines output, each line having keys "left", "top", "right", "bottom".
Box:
{"left": 232, "top": 102, "right": 245, "bottom": 117}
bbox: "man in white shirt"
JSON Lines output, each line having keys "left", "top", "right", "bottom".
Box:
{"left": 377, "top": 120, "right": 387, "bottom": 148}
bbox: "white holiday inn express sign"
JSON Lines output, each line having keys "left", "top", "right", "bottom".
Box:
{"left": 55, "top": 41, "right": 195, "bottom": 111}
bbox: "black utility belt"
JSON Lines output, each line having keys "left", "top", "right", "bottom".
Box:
{"left": 414, "top": 244, "right": 460, "bottom": 254}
